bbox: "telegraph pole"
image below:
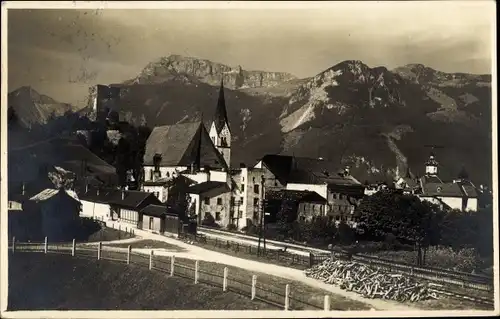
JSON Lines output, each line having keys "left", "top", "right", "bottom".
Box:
{"left": 257, "top": 176, "right": 266, "bottom": 256}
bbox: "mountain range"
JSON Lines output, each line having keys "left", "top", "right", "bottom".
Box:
{"left": 8, "top": 55, "right": 493, "bottom": 186}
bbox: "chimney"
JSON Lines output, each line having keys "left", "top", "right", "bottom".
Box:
{"left": 239, "top": 163, "right": 246, "bottom": 168}
{"left": 22, "top": 183, "right": 25, "bottom": 196}
{"left": 122, "top": 190, "right": 125, "bottom": 200}
{"left": 344, "top": 166, "right": 350, "bottom": 176}
{"left": 190, "top": 162, "right": 195, "bottom": 174}
{"left": 85, "top": 183, "right": 89, "bottom": 193}
{"left": 97, "top": 188, "right": 100, "bottom": 196}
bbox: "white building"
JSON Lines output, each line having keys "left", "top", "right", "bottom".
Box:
{"left": 416, "top": 153, "right": 479, "bottom": 212}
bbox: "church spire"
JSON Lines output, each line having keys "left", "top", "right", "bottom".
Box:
{"left": 214, "top": 79, "right": 230, "bottom": 134}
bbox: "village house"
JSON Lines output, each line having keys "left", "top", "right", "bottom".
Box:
{"left": 410, "top": 153, "right": 479, "bottom": 211}
{"left": 139, "top": 204, "right": 181, "bottom": 237}
{"left": 265, "top": 189, "right": 327, "bottom": 223}
{"left": 78, "top": 186, "right": 121, "bottom": 220}
{"left": 186, "top": 181, "right": 231, "bottom": 227}
{"left": 254, "top": 154, "right": 365, "bottom": 226}
{"left": 107, "top": 189, "right": 162, "bottom": 228}
{"left": 28, "top": 188, "right": 82, "bottom": 241}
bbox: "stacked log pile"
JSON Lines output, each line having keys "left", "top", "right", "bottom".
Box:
{"left": 305, "top": 259, "right": 438, "bottom": 302}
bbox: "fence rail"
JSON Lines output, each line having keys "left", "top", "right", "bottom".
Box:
{"left": 9, "top": 238, "right": 332, "bottom": 311}
{"left": 192, "top": 228, "right": 493, "bottom": 293}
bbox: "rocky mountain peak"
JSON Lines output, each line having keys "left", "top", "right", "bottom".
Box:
{"left": 129, "top": 54, "right": 297, "bottom": 90}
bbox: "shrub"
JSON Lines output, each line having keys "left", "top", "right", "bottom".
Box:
{"left": 226, "top": 223, "right": 237, "bottom": 231}
{"left": 201, "top": 213, "right": 217, "bottom": 227}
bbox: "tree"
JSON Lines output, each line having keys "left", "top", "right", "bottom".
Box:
{"left": 165, "top": 175, "right": 192, "bottom": 223}
{"left": 336, "top": 221, "right": 354, "bottom": 245}
{"left": 355, "top": 189, "right": 441, "bottom": 266}
{"left": 275, "top": 200, "right": 296, "bottom": 240}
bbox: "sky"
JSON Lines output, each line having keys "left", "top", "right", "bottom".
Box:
{"left": 7, "top": 1, "right": 495, "bottom": 107}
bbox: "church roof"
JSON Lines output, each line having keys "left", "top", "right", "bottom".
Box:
{"left": 143, "top": 121, "right": 228, "bottom": 170}
{"left": 213, "top": 80, "right": 230, "bottom": 134}
{"left": 419, "top": 178, "right": 478, "bottom": 198}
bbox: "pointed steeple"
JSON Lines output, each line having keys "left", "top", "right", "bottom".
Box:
{"left": 214, "top": 79, "right": 230, "bottom": 134}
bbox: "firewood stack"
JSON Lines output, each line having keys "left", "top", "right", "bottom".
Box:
{"left": 305, "top": 259, "right": 438, "bottom": 302}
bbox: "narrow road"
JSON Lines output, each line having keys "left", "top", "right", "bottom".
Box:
{"left": 102, "top": 221, "right": 419, "bottom": 311}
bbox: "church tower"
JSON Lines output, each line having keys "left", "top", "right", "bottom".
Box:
{"left": 425, "top": 152, "right": 439, "bottom": 176}
{"left": 209, "top": 80, "right": 231, "bottom": 169}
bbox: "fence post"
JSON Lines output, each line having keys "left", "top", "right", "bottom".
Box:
{"left": 309, "top": 252, "right": 314, "bottom": 267}
{"left": 284, "top": 284, "right": 290, "bottom": 310}
{"left": 127, "top": 245, "right": 131, "bottom": 265}
{"left": 170, "top": 255, "right": 175, "bottom": 276}
{"left": 72, "top": 239, "right": 76, "bottom": 256}
{"left": 97, "top": 242, "right": 102, "bottom": 260}
{"left": 12, "top": 237, "right": 15, "bottom": 253}
{"left": 149, "top": 250, "right": 154, "bottom": 270}
{"left": 195, "top": 260, "right": 199, "bottom": 284}
{"left": 223, "top": 267, "right": 228, "bottom": 292}
{"left": 44, "top": 236, "right": 48, "bottom": 254}
{"left": 251, "top": 275, "right": 257, "bottom": 300}
{"left": 324, "top": 295, "right": 330, "bottom": 311}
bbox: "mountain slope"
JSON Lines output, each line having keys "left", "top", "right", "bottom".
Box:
{"left": 14, "top": 56, "right": 491, "bottom": 187}
{"left": 8, "top": 86, "right": 78, "bottom": 129}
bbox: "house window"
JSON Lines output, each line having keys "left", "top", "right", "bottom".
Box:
{"left": 335, "top": 216, "right": 340, "bottom": 221}
{"left": 166, "top": 172, "right": 170, "bottom": 178}
{"left": 253, "top": 198, "right": 259, "bottom": 207}
{"left": 312, "top": 205, "right": 316, "bottom": 211}
{"left": 149, "top": 217, "right": 154, "bottom": 229}
{"left": 254, "top": 184, "right": 259, "bottom": 194}
{"left": 240, "top": 197, "right": 244, "bottom": 204}
{"left": 238, "top": 211, "right": 243, "bottom": 218}
{"left": 217, "top": 198, "right": 222, "bottom": 205}
{"left": 204, "top": 197, "right": 210, "bottom": 205}
{"left": 241, "top": 184, "right": 245, "bottom": 191}
{"left": 300, "top": 216, "right": 306, "bottom": 222}
{"left": 149, "top": 170, "right": 153, "bottom": 181}
{"left": 252, "top": 177, "right": 255, "bottom": 183}
{"left": 230, "top": 197, "right": 235, "bottom": 205}
{"left": 215, "top": 212, "right": 221, "bottom": 221}
{"left": 8, "top": 202, "right": 12, "bottom": 209}
{"left": 274, "top": 180, "right": 278, "bottom": 187}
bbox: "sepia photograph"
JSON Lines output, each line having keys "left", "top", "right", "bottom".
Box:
{"left": 1, "top": 1, "right": 497, "bottom": 317}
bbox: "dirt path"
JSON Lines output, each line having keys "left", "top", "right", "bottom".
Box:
{"left": 104, "top": 221, "right": 420, "bottom": 311}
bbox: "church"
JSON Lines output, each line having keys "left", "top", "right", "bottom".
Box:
{"left": 397, "top": 153, "right": 480, "bottom": 212}
{"left": 141, "top": 80, "right": 252, "bottom": 228}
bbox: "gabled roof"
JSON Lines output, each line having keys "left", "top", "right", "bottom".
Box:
{"left": 107, "top": 190, "right": 160, "bottom": 209}
{"left": 419, "top": 176, "right": 478, "bottom": 198}
{"left": 187, "top": 181, "right": 229, "bottom": 195}
{"left": 140, "top": 204, "right": 167, "bottom": 218}
{"left": 260, "top": 154, "right": 361, "bottom": 187}
{"left": 143, "top": 121, "right": 228, "bottom": 170}
{"left": 266, "top": 189, "right": 327, "bottom": 203}
{"left": 213, "top": 80, "right": 230, "bottom": 134}
{"left": 29, "top": 188, "right": 79, "bottom": 202}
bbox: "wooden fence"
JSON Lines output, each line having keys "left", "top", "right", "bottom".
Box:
{"left": 8, "top": 238, "right": 335, "bottom": 311}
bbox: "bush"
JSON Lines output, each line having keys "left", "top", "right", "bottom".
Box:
{"left": 241, "top": 219, "right": 259, "bottom": 235}
{"left": 369, "top": 246, "right": 486, "bottom": 273}
{"left": 201, "top": 213, "right": 218, "bottom": 227}
{"left": 226, "top": 223, "right": 237, "bottom": 231}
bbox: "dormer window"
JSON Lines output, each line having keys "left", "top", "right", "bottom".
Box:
{"left": 436, "top": 186, "right": 442, "bottom": 193}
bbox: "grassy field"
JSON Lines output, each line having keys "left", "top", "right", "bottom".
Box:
{"left": 85, "top": 226, "right": 135, "bottom": 242}
{"left": 8, "top": 253, "right": 277, "bottom": 310}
